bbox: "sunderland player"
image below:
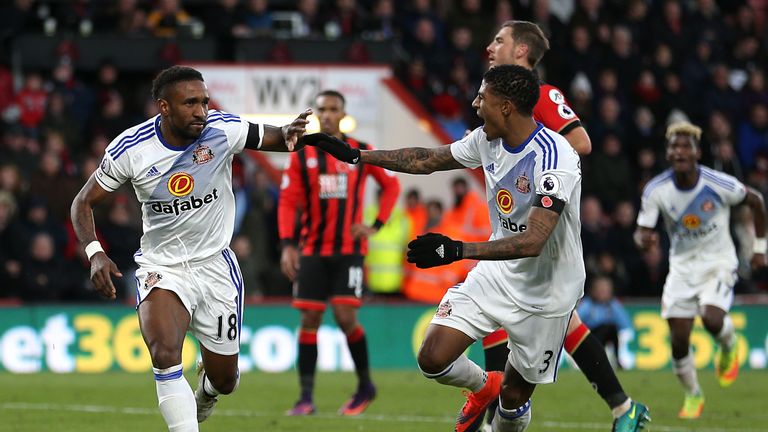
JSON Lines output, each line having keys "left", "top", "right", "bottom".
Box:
{"left": 481, "top": 21, "right": 649, "bottom": 432}
{"left": 635, "top": 121, "right": 767, "bottom": 419}
{"left": 307, "top": 65, "right": 583, "bottom": 432}
{"left": 71, "top": 66, "right": 310, "bottom": 432}
{"left": 278, "top": 90, "right": 400, "bottom": 416}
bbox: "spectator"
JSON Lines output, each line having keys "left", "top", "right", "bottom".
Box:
{"left": 241, "top": 0, "right": 273, "bottom": 37}
{"left": 577, "top": 275, "right": 635, "bottom": 369}
{"left": 0, "top": 191, "right": 24, "bottom": 297}
{"left": 20, "top": 232, "right": 70, "bottom": 302}
{"left": 404, "top": 189, "right": 428, "bottom": 236}
{"left": 738, "top": 103, "right": 768, "bottom": 171}
{"left": 99, "top": 194, "right": 140, "bottom": 301}
{"left": 322, "top": 0, "right": 366, "bottom": 39}
{"left": 296, "top": 0, "right": 323, "bottom": 37}
{"left": 146, "top": 0, "right": 191, "bottom": 38}
{"left": 363, "top": 0, "right": 397, "bottom": 41}
{"left": 15, "top": 72, "right": 48, "bottom": 135}
{"left": 583, "top": 134, "right": 633, "bottom": 211}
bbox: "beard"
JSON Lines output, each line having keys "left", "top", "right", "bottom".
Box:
{"left": 170, "top": 120, "right": 203, "bottom": 140}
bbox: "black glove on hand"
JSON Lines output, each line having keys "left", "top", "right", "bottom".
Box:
{"left": 300, "top": 133, "right": 361, "bottom": 164}
{"left": 407, "top": 233, "right": 463, "bottom": 269}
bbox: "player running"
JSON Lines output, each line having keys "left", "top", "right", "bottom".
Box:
{"left": 306, "top": 64, "right": 583, "bottom": 432}
{"left": 635, "top": 121, "right": 766, "bottom": 419}
{"left": 481, "top": 20, "right": 648, "bottom": 432}
{"left": 71, "top": 66, "right": 310, "bottom": 432}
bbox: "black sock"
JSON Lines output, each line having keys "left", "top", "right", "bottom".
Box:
{"left": 484, "top": 343, "right": 509, "bottom": 372}
{"left": 298, "top": 330, "right": 318, "bottom": 401}
{"left": 347, "top": 326, "right": 371, "bottom": 389}
{"left": 570, "top": 332, "right": 628, "bottom": 408}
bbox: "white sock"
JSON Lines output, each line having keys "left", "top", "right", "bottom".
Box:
{"left": 611, "top": 398, "right": 632, "bottom": 418}
{"left": 421, "top": 354, "right": 487, "bottom": 392}
{"left": 492, "top": 398, "right": 532, "bottom": 432}
{"left": 673, "top": 353, "right": 701, "bottom": 395}
{"left": 154, "top": 364, "right": 198, "bottom": 432}
{"left": 716, "top": 315, "right": 736, "bottom": 352}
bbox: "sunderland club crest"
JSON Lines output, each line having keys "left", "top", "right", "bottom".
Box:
{"left": 144, "top": 272, "right": 163, "bottom": 290}
{"left": 515, "top": 173, "right": 531, "bottom": 194}
{"left": 435, "top": 300, "right": 452, "bottom": 318}
{"left": 192, "top": 145, "right": 214, "bottom": 165}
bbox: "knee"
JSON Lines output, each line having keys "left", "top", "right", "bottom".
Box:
{"left": 417, "top": 346, "right": 450, "bottom": 376}
{"left": 701, "top": 314, "right": 723, "bottom": 335}
{"left": 300, "top": 310, "right": 323, "bottom": 329}
{"left": 148, "top": 342, "right": 182, "bottom": 369}
{"left": 332, "top": 309, "right": 358, "bottom": 333}
{"left": 670, "top": 336, "right": 690, "bottom": 359}
{"left": 208, "top": 372, "right": 239, "bottom": 395}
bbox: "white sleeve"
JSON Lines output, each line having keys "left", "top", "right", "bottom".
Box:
{"left": 636, "top": 189, "right": 660, "bottom": 228}
{"left": 535, "top": 147, "right": 580, "bottom": 203}
{"left": 94, "top": 152, "right": 131, "bottom": 192}
{"left": 208, "top": 110, "right": 252, "bottom": 155}
{"left": 719, "top": 174, "right": 748, "bottom": 206}
{"left": 449, "top": 128, "right": 484, "bottom": 168}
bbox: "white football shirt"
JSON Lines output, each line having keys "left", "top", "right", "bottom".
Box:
{"left": 637, "top": 166, "right": 747, "bottom": 277}
{"left": 95, "top": 110, "right": 260, "bottom": 266}
{"left": 450, "top": 123, "right": 585, "bottom": 317}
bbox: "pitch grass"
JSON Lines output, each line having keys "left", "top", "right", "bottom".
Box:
{"left": 1, "top": 370, "right": 766, "bottom": 431}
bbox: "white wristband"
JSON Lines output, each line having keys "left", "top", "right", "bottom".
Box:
{"left": 85, "top": 241, "right": 104, "bottom": 260}
{"left": 753, "top": 238, "right": 767, "bottom": 255}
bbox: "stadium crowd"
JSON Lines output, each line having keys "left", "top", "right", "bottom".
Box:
{"left": 0, "top": 0, "right": 767, "bottom": 303}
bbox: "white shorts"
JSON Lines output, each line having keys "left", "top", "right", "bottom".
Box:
{"left": 135, "top": 248, "right": 244, "bottom": 355}
{"left": 431, "top": 280, "right": 571, "bottom": 384}
{"left": 661, "top": 267, "right": 736, "bottom": 319}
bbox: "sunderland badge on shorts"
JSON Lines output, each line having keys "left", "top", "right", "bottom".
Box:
{"left": 435, "top": 300, "right": 452, "bottom": 318}
{"left": 144, "top": 272, "right": 162, "bottom": 290}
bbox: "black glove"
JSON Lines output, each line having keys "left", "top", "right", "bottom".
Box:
{"left": 407, "top": 233, "right": 463, "bottom": 269}
{"left": 300, "top": 133, "right": 360, "bottom": 164}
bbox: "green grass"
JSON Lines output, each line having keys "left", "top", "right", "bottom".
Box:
{"left": 1, "top": 370, "right": 766, "bottom": 431}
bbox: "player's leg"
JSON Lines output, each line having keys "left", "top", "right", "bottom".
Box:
{"left": 195, "top": 347, "right": 239, "bottom": 421}
{"left": 668, "top": 317, "right": 703, "bottom": 418}
{"left": 288, "top": 255, "right": 329, "bottom": 415}
{"left": 138, "top": 287, "right": 196, "bottom": 432}
{"left": 424, "top": 283, "right": 503, "bottom": 432}
{"left": 490, "top": 362, "right": 535, "bottom": 432}
{"left": 477, "top": 330, "right": 510, "bottom": 430}
{"left": 329, "top": 255, "right": 373, "bottom": 415}
{"left": 700, "top": 270, "right": 739, "bottom": 387}
{"left": 564, "top": 312, "right": 635, "bottom": 417}
{"left": 332, "top": 302, "right": 376, "bottom": 415}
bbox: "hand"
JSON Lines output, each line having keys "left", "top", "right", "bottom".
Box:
{"left": 351, "top": 223, "right": 377, "bottom": 239}
{"left": 280, "top": 245, "right": 300, "bottom": 281}
{"left": 407, "top": 233, "right": 463, "bottom": 269}
{"left": 89, "top": 252, "right": 122, "bottom": 299}
{"left": 634, "top": 230, "right": 659, "bottom": 251}
{"left": 300, "top": 132, "right": 361, "bottom": 164}
{"left": 751, "top": 253, "right": 767, "bottom": 271}
{"left": 283, "top": 108, "right": 312, "bottom": 151}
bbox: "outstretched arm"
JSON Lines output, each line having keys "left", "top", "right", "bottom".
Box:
{"left": 247, "top": 109, "right": 312, "bottom": 152}
{"left": 70, "top": 175, "right": 123, "bottom": 299}
{"left": 359, "top": 145, "right": 465, "bottom": 174}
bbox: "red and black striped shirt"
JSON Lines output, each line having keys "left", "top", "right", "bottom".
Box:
{"left": 278, "top": 136, "right": 400, "bottom": 256}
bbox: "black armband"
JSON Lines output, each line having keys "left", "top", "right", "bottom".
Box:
{"left": 372, "top": 219, "right": 385, "bottom": 230}
{"left": 244, "top": 122, "right": 263, "bottom": 150}
{"left": 532, "top": 194, "right": 565, "bottom": 214}
{"left": 280, "top": 239, "right": 298, "bottom": 249}
{"left": 558, "top": 120, "right": 582, "bottom": 136}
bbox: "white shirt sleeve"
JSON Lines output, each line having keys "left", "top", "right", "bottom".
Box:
{"left": 636, "top": 188, "right": 660, "bottom": 228}
{"left": 718, "top": 173, "right": 748, "bottom": 206}
{"left": 208, "top": 110, "right": 252, "bottom": 155}
{"left": 94, "top": 152, "right": 131, "bottom": 192}
{"left": 449, "top": 127, "right": 484, "bottom": 168}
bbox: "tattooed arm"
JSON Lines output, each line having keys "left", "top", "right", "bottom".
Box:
{"left": 360, "top": 145, "right": 464, "bottom": 174}
{"left": 462, "top": 207, "right": 560, "bottom": 260}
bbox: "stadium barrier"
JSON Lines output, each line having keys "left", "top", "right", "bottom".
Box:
{"left": 0, "top": 304, "right": 766, "bottom": 373}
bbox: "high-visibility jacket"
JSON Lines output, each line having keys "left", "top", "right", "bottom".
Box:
{"left": 364, "top": 204, "right": 411, "bottom": 293}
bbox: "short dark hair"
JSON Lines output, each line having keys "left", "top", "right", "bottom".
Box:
{"left": 482, "top": 64, "right": 540, "bottom": 116}
{"left": 315, "top": 89, "right": 346, "bottom": 107}
{"left": 501, "top": 21, "right": 550, "bottom": 67}
{"left": 151, "top": 66, "right": 204, "bottom": 100}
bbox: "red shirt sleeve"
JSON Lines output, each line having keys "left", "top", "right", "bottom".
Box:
{"left": 365, "top": 147, "right": 400, "bottom": 224}
{"left": 277, "top": 152, "right": 306, "bottom": 242}
{"left": 533, "top": 84, "right": 580, "bottom": 133}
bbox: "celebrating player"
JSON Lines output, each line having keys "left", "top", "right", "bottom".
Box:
{"left": 278, "top": 90, "right": 400, "bottom": 416}
{"left": 480, "top": 20, "right": 649, "bottom": 432}
{"left": 306, "top": 64, "right": 583, "bottom": 432}
{"left": 70, "top": 66, "right": 310, "bottom": 432}
{"left": 635, "top": 121, "right": 767, "bottom": 419}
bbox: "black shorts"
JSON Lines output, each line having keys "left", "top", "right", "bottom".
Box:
{"left": 292, "top": 255, "right": 365, "bottom": 311}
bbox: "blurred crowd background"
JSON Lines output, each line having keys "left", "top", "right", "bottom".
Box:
{"left": 1, "top": 0, "right": 767, "bottom": 306}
